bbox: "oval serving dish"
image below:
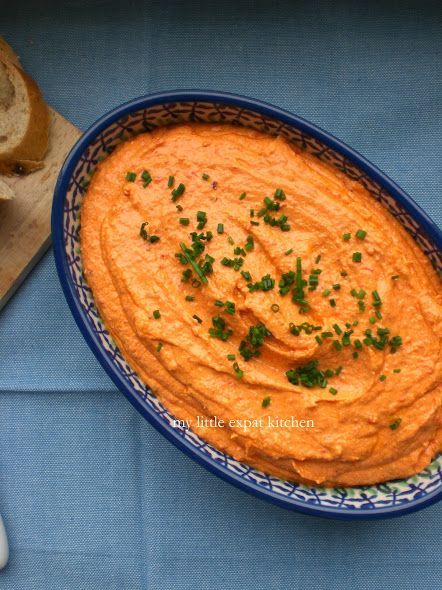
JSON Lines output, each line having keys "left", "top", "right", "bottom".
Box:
{"left": 52, "top": 91, "right": 442, "bottom": 519}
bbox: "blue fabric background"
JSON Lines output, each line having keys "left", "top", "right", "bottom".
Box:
{"left": 1, "top": 1, "right": 441, "bottom": 588}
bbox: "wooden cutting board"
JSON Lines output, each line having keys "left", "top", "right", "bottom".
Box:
{"left": 0, "top": 43, "right": 81, "bottom": 310}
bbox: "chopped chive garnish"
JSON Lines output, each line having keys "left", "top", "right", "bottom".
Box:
{"left": 369, "top": 316, "right": 376, "bottom": 324}
{"left": 171, "top": 183, "right": 185, "bottom": 201}
{"left": 179, "top": 242, "right": 208, "bottom": 284}
{"left": 227, "top": 354, "right": 236, "bottom": 361}
{"left": 389, "top": 418, "right": 402, "bottom": 430}
{"left": 179, "top": 218, "right": 190, "bottom": 225}
{"left": 358, "top": 300, "right": 366, "bottom": 312}
{"left": 241, "top": 270, "right": 252, "bottom": 281}
{"left": 352, "top": 351, "right": 359, "bottom": 359}
{"left": 156, "top": 342, "right": 163, "bottom": 352}
{"left": 329, "top": 298, "right": 337, "bottom": 307}
{"left": 333, "top": 324, "right": 342, "bottom": 335}
{"left": 274, "top": 188, "right": 286, "bottom": 200}
{"left": 192, "top": 314, "right": 202, "bottom": 324}
{"left": 232, "top": 362, "right": 243, "bottom": 379}
{"left": 285, "top": 248, "right": 293, "bottom": 256}
{"left": 340, "top": 271, "right": 348, "bottom": 277}
{"left": 202, "top": 173, "right": 210, "bottom": 180}
{"left": 214, "top": 300, "right": 224, "bottom": 307}
{"left": 271, "top": 304, "right": 280, "bottom": 313}
{"left": 185, "top": 295, "right": 195, "bottom": 301}
{"left": 333, "top": 340, "right": 342, "bottom": 351}
{"left": 250, "top": 220, "right": 260, "bottom": 226}
{"left": 393, "top": 368, "right": 401, "bottom": 373}
{"left": 315, "top": 335, "right": 323, "bottom": 345}
{"left": 228, "top": 236, "right": 234, "bottom": 245}
{"left": 141, "top": 170, "right": 152, "bottom": 187}
{"left": 153, "top": 309, "right": 161, "bottom": 319}
{"left": 167, "top": 175, "right": 174, "bottom": 188}
{"left": 329, "top": 387, "right": 338, "bottom": 395}
{"left": 391, "top": 275, "right": 400, "bottom": 280}
{"left": 239, "top": 192, "right": 247, "bottom": 200}
{"left": 343, "top": 232, "right": 351, "bottom": 241}
{"left": 140, "top": 222, "right": 160, "bottom": 243}
{"left": 352, "top": 252, "right": 362, "bottom": 263}
{"left": 332, "top": 283, "right": 341, "bottom": 290}
{"left": 375, "top": 310, "right": 382, "bottom": 320}
{"left": 176, "top": 204, "right": 183, "bottom": 212}
{"left": 126, "top": 171, "right": 136, "bottom": 182}
{"left": 315, "top": 255, "right": 321, "bottom": 264}
{"left": 379, "top": 374, "right": 386, "bottom": 381}
{"left": 356, "top": 229, "right": 367, "bottom": 240}
{"left": 262, "top": 396, "right": 271, "bottom": 408}
{"left": 217, "top": 223, "right": 224, "bottom": 234}
{"left": 322, "top": 289, "right": 331, "bottom": 297}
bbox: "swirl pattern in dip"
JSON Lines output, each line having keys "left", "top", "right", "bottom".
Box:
{"left": 81, "top": 124, "right": 442, "bottom": 486}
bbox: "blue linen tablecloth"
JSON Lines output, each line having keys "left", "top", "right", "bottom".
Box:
{"left": 1, "top": 1, "right": 441, "bottom": 588}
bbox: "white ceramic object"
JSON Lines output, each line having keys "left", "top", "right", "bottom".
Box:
{"left": 0, "top": 515, "right": 9, "bottom": 569}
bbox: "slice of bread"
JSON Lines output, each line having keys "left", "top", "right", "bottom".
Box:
{"left": 0, "top": 51, "right": 49, "bottom": 176}
{"left": 0, "top": 37, "right": 20, "bottom": 68}
{"left": 0, "top": 177, "right": 14, "bottom": 200}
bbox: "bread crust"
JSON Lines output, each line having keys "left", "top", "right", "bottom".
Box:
{"left": 0, "top": 58, "right": 49, "bottom": 175}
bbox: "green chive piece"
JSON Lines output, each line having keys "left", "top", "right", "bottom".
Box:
{"left": 343, "top": 232, "right": 351, "bottom": 241}
{"left": 391, "top": 275, "right": 400, "bottom": 280}
{"left": 185, "top": 295, "right": 195, "bottom": 301}
{"left": 352, "top": 351, "right": 359, "bottom": 359}
{"left": 315, "top": 255, "right": 321, "bottom": 264}
{"left": 285, "top": 248, "right": 293, "bottom": 256}
{"left": 202, "top": 173, "right": 210, "bottom": 181}
{"left": 176, "top": 204, "right": 183, "bottom": 212}
{"left": 390, "top": 418, "right": 402, "bottom": 430}
{"left": 179, "top": 242, "right": 208, "bottom": 284}
{"left": 332, "top": 283, "right": 341, "bottom": 290}
{"left": 233, "top": 362, "right": 243, "bottom": 379}
{"left": 340, "top": 271, "right": 348, "bottom": 277}
{"left": 352, "top": 252, "right": 362, "bottom": 263}
{"left": 179, "top": 218, "right": 190, "bottom": 225}
{"left": 329, "top": 387, "right": 338, "bottom": 395}
{"left": 322, "top": 289, "right": 331, "bottom": 297}
{"left": 141, "top": 170, "right": 152, "bottom": 187}
{"left": 126, "top": 171, "right": 137, "bottom": 182}
{"left": 393, "top": 368, "right": 401, "bottom": 373}
{"left": 156, "top": 342, "right": 163, "bottom": 352}
{"left": 329, "top": 298, "right": 337, "bottom": 307}
{"left": 228, "top": 236, "right": 234, "bottom": 245}
{"left": 250, "top": 221, "right": 260, "bottom": 226}
{"left": 171, "top": 183, "right": 185, "bottom": 201}
{"left": 262, "top": 396, "right": 271, "bottom": 408}
{"left": 168, "top": 175, "right": 175, "bottom": 188}
{"left": 227, "top": 354, "right": 236, "bottom": 361}
{"left": 355, "top": 229, "right": 367, "bottom": 240}
{"left": 153, "top": 310, "right": 161, "bottom": 319}
{"left": 192, "top": 314, "right": 203, "bottom": 324}
{"left": 315, "top": 335, "right": 323, "bottom": 345}
{"left": 379, "top": 374, "right": 386, "bottom": 382}
{"left": 217, "top": 223, "right": 224, "bottom": 234}
{"left": 239, "top": 192, "right": 247, "bottom": 200}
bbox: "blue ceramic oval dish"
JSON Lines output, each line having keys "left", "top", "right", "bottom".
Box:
{"left": 52, "top": 91, "right": 442, "bottom": 520}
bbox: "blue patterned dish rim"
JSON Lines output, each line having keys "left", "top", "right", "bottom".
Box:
{"left": 52, "top": 90, "right": 442, "bottom": 520}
